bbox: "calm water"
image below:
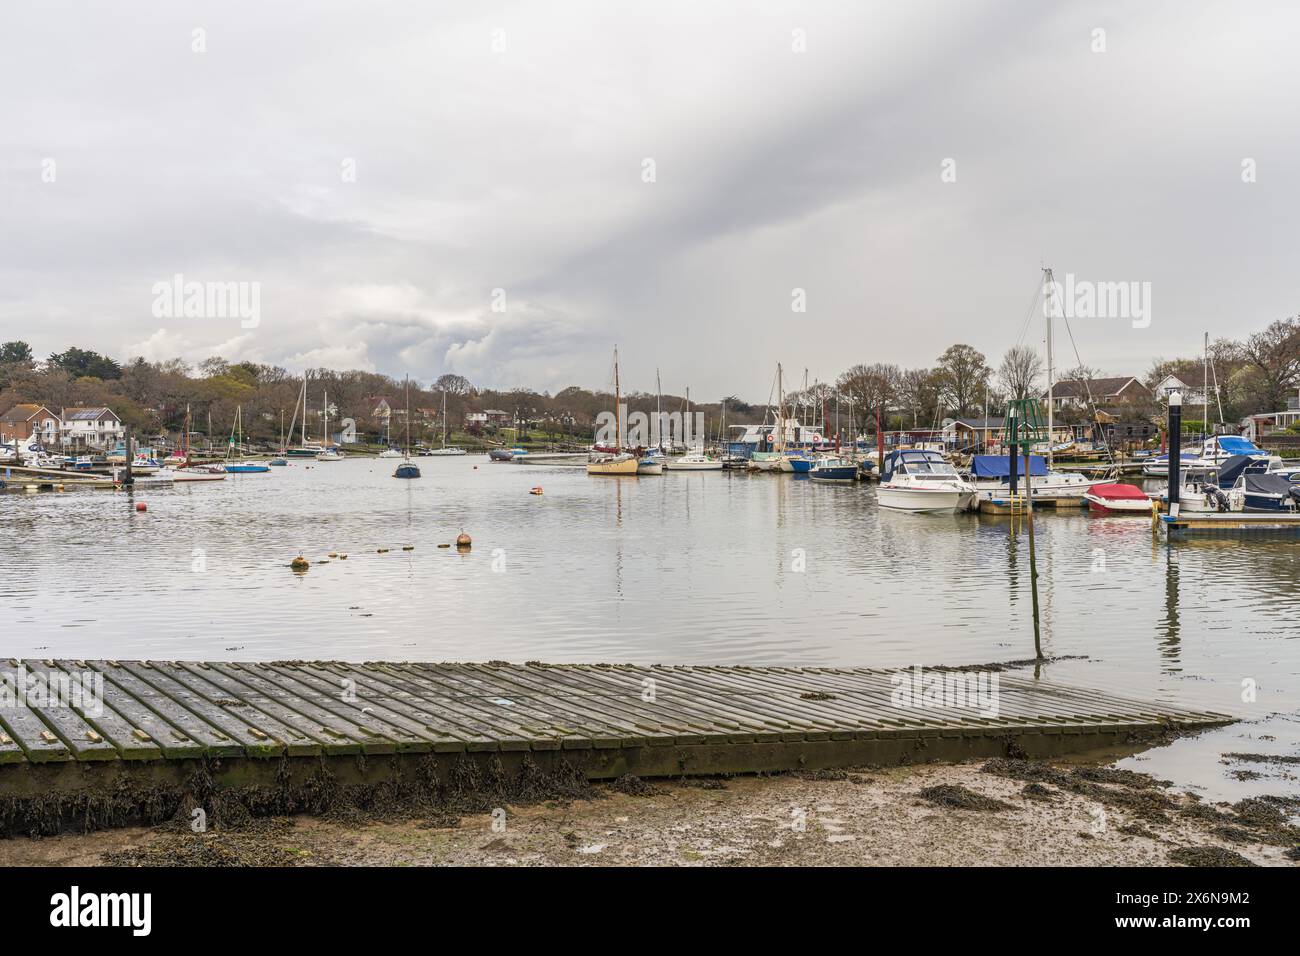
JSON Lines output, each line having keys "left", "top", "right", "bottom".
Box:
{"left": 2, "top": 457, "right": 1297, "bottom": 803}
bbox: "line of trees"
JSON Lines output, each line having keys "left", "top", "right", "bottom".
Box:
{"left": 3, "top": 314, "right": 1297, "bottom": 446}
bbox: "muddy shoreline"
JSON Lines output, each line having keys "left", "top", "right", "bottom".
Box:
{"left": 2, "top": 759, "right": 1295, "bottom": 867}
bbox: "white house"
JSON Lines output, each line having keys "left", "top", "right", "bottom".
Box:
{"left": 60, "top": 407, "right": 125, "bottom": 450}
{"left": 1152, "top": 374, "right": 1206, "bottom": 408}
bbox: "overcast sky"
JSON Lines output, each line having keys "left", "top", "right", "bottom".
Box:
{"left": 3, "top": 1, "right": 1297, "bottom": 401}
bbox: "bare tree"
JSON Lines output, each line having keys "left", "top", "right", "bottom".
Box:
{"left": 997, "top": 346, "right": 1043, "bottom": 401}
{"left": 1240, "top": 317, "right": 1300, "bottom": 412}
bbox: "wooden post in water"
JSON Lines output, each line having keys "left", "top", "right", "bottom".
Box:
{"left": 1167, "top": 391, "right": 1182, "bottom": 519}
{"left": 1007, "top": 407, "right": 1019, "bottom": 496}
{"left": 876, "top": 404, "right": 884, "bottom": 474}
{"left": 1024, "top": 444, "right": 1043, "bottom": 660}
{"left": 122, "top": 432, "right": 134, "bottom": 487}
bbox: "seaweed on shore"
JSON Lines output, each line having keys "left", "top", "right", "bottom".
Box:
{"left": 917, "top": 784, "right": 1015, "bottom": 812}
{"left": 1168, "top": 846, "right": 1256, "bottom": 867}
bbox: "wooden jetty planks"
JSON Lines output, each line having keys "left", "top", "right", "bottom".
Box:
{"left": 0, "top": 660, "right": 1236, "bottom": 772}
{"left": 254, "top": 662, "right": 436, "bottom": 753}
{"left": 334, "top": 662, "right": 583, "bottom": 750}
{"left": 311, "top": 661, "right": 522, "bottom": 751}
{"left": 88, "top": 661, "right": 243, "bottom": 758}
{"left": 48, "top": 661, "right": 163, "bottom": 760}
{"left": 203, "top": 663, "right": 394, "bottom": 755}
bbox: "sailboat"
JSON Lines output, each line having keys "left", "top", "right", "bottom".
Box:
{"left": 394, "top": 376, "right": 421, "bottom": 479}
{"left": 268, "top": 408, "right": 288, "bottom": 465}
{"left": 315, "top": 390, "right": 343, "bottom": 461}
{"left": 428, "top": 390, "right": 467, "bottom": 455}
{"left": 587, "top": 348, "right": 639, "bottom": 475}
{"left": 748, "top": 364, "right": 788, "bottom": 472}
{"left": 224, "top": 406, "right": 270, "bottom": 473}
{"left": 283, "top": 376, "right": 325, "bottom": 457}
{"left": 163, "top": 405, "right": 228, "bottom": 480}
{"left": 664, "top": 386, "right": 722, "bottom": 471}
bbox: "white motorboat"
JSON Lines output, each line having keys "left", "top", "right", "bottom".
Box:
{"left": 636, "top": 455, "right": 664, "bottom": 475}
{"left": 965, "top": 454, "right": 1106, "bottom": 502}
{"left": 664, "top": 451, "right": 724, "bottom": 471}
{"left": 1141, "top": 435, "right": 1270, "bottom": 477}
{"left": 170, "top": 464, "right": 228, "bottom": 482}
{"left": 378, "top": 448, "right": 404, "bottom": 458}
{"left": 877, "top": 449, "right": 977, "bottom": 513}
{"left": 315, "top": 448, "right": 343, "bottom": 461}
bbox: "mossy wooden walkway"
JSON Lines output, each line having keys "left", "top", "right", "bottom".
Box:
{"left": 0, "top": 660, "right": 1231, "bottom": 781}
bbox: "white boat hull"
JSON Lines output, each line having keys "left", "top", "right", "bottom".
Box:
{"left": 878, "top": 484, "right": 969, "bottom": 513}
{"left": 665, "top": 459, "right": 724, "bottom": 471}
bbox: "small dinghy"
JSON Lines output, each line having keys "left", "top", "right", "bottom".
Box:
{"left": 1083, "top": 483, "right": 1152, "bottom": 514}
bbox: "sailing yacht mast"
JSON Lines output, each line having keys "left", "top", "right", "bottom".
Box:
{"left": 299, "top": 375, "right": 309, "bottom": 447}
{"left": 1203, "top": 332, "right": 1210, "bottom": 441}
{"left": 777, "top": 364, "right": 786, "bottom": 453}
{"left": 656, "top": 368, "right": 663, "bottom": 453}
{"left": 1044, "top": 267, "right": 1056, "bottom": 469}
{"left": 614, "top": 347, "right": 622, "bottom": 453}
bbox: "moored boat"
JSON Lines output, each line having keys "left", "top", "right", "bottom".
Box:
{"left": 1083, "top": 483, "right": 1152, "bottom": 514}
{"left": 965, "top": 454, "right": 1104, "bottom": 501}
{"left": 877, "top": 449, "right": 977, "bottom": 513}
{"left": 665, "top": 451, "right": 724, "bottom": 471}
{"left": 809, "top": 456, "right": 858, "bottom": 482}
{"left": 171, "top": 464, "right": 227, "bottom": 482}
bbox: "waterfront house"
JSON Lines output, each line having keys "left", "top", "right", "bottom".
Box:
{"left": 464, "top": 411, "right": 488, "bottom": 426}
{"left": 1151, "top": 374, "right": 1206, "bottom": 407}
{"left": 0, "top": 403, "right": 61, "bottom": 447}
{"left": 60, "top": 407, "right": 125, "bottom": 451}
{"left": 1045, "top": 376, "right": 1149, "bottom": 411}
{"left": 942, "top": 416, "right": 1006, "bottom": 448}
{"left": 1241, "top": 389, "right": 1300, "bottom": 440}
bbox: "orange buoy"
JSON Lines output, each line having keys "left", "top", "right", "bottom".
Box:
{"left": 455, "top": 533, "right": 472, "bottom": 549}
{"left": 135, "top": 502, "right": 147, "bottom": 512}
{"left": 530, "top": 486, "right": 543, "bottom": 495}
{"left": 290, "top": 555, "right": 310, "bottom": 571}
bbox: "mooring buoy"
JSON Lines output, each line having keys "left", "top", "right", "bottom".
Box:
{"left": 290, "top": 555, "right": 310, "bottom": 571}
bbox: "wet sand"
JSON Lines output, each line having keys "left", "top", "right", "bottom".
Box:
{"left": 2, "top": 759, "right": 1295, "bottom": 867}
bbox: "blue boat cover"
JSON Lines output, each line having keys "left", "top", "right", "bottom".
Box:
{"left": 1211, "top": 455, "right": 1261, "bottom": 487}
{"left": 970, "top": 455, "right": 1048, "bottom": 478}
{"left": 1218, "top": 436, "right": 1262, "bottom": 455}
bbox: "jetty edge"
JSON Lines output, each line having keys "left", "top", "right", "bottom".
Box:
{"left": 0, "top": 659, "right": 1232, "bottom": 835}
